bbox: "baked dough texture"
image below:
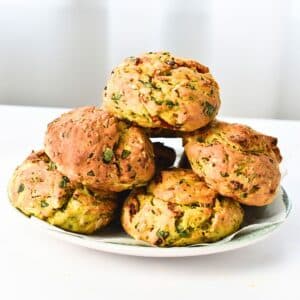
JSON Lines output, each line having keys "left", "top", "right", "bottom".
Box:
{"left": 121, "top": 169, "right": 244, "bottom": 246}
{"left": 8, "top": 151, "right": 117, "bottom": 234}
{"left": 184, "top": 121, "right": 282, "bottom": 206}
{"left": 45, "top": 106, "right": 155, "bottom": 192}
{"left": 103, "top": 51, "right": 220, "bottom": 132}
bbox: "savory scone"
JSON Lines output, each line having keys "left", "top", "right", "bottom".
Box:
{"left": 184, "top": 120, "right": 282, "bottom": 206}
{"left": 44, "top": 106, "right": 155, "bottom": 192}
{"left": 103, "top": 51, "right": 220, "bottom": 132}
{"left": 153, "top": 142, "right": 176, "bottom": 169}
{"left": 121, "top": 169, "right": 244, "bottom": 247}
{"left": 8, "top": 151, "right": 117, "bottom": 234}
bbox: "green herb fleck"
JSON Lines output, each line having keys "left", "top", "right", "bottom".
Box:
{"left": 234, "top": 166, "right": 244, "bottom": 176}
{"left": 151, "top": 97, "right": 163, "bottom": 105}
{"left": 197, "top": 137, "right": 205, "bottom": 143}
{"left": 156, "top": 230, "right": 169, "bottom": 239}
{"left": 202, "top": 101, "right": 216, "bottom": 117}
{"left": 111, "top": 93, "right": 122, "bottom": 101}
{"left": 48, "top": 161, "right": 57, "bottom": 171}
{"left": 190, "top": 203, "right": 199, "bottom": 209}
{"left": 87, "top": 170, "right": 95, "bottom": 176}
{"left": 41, "top": 200, "right": 49, "bottom": 208}
{"left": 220, "top": 172, "right": 229, "bottom": 177}
{"left": 178, "top": 230, "right": 190, "bottom": 238}
{"left": 121, "top": 149, "right": 131, "bottom": 159}
{"left": 103, "top": 148, "right": 114, "bottom": 163}
{"left": 18, "top": 183, "right": 25, "bottom": 193}
{"left": 187, "top": 82, "right": 197, "bottom": 90}
{"left": 59, "top": 176, "right": 70, "bottom": 188}
{"left": 166, "top": 100, "right": 175, "bottom": 108}
{"left": 249, "top": 185, "right": 260, "bottom": 194}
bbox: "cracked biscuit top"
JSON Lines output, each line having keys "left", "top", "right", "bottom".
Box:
{"left": 44, "top": 106, "right": 155, "bottom": 192}
{"left": 184, "top": 120, "right": 282, "bottom": 206}
{"left": 103, "top": 51, "right": 220, "bottom": 132}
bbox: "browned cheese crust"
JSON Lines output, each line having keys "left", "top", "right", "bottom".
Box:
{"left": 103, "top": 51, "right": 220, "bottom": 132}
{"left": 44, "top": 106, "right": 155, "bottom": 192}
{"left": 184, "top": 121, "right": 282, "bottom": 206}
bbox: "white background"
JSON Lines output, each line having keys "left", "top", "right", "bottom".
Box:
{"left": 0, "top": 0, "right": 299, "bottom": 119}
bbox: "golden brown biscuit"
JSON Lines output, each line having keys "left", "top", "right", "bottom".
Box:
{"left": 44, "top": 106, "right": 155, "bottom": 192}
{"left": 121, "top": 169, "right": 244, "bottom": 247}
{"left": 103, "top": 51, "right": 220, "bottom": 132}
{"left": 8, "top": 151, "right": 117, "bottom": 234}
{"left": 184, "top": 120, "right": 282, "bottom": 206}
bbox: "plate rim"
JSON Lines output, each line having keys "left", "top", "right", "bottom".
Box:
{"left": 10, "top": 186, "right": 291, "bottom": 257}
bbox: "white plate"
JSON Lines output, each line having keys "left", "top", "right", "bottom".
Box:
{"left": 12, "top": 186, "right": 291, "bottom": 257}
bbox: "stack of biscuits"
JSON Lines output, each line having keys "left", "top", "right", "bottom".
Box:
{"left": 8, "top": 52, "right": 282, "bottom": 247}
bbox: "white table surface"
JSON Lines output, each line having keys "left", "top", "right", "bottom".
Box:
{"left": 0, "top": 105, "right": 299, "bottom": 300}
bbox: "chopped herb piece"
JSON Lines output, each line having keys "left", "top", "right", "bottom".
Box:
{"left": 178, "top": 230, "right": 190, "bottom": 238}
{"left": 48, "top": 161, "right": 57, "bottom": 171}
{"left": 121, "top": 149, "right": 131, "bottom": 159}
{"left": 234, "top": 166, "right": 244, "bottom": 176}
{"left": 88, "top": 153, "right": 94, "bottom": 159}
{"left": 103, "top": 148, "right": 114, "bottom": 163}
{"left": 202, "top": 101, "right": 216, "bottom": 117}
{"left": 152, "top": 97, "right": 163, "bottom": 105}
{"left": 197, "top": 137, "right": 205, "bottom": 143}
{"left": 87, "top": 170, "right": 95, "bottom": 176}
{"left": 190, "top": 203, "right": 199, "bottom": 209}
{"left": 187, "top": 82, "right": 196, "bottom": 90}
{"left": 220, "top": 172, "right": 229, "bottom": 177}
{"left": 249, "top": 185, "right": 260, "bottom": 193}
{"left": 41, "top": 200, "right": 49, "bottom": 208}
{"left": 111, "top": 93, "right": 122, "bottom": 101}
{"left": 144, "top": 82, "right": 152, "bottom": 88}
{"left": 166, "top": 100, "right": 175, "bottom": 108}
{"left": 59, "top": 176, "right": 70, "bottom": 188}
{"left": 241, "top": 193, "right": 248, "bottom": 198}
{"left": 179, "top": 179, "right": 185, "bottom": 184}
{"left": 156, "top": 230, "right": 169, "bottom": 239}
{"left": 18, "top": 183, "right": 25, "bottom": 193}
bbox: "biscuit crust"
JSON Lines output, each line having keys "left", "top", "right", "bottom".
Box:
{"left": 44, "top": 106, "right": 155, "bottom": 192}
{"left": 121, "top": 169, "right": 244, "bottom": 246}
{"left": 103, "top": 52, "right": 220, "bottom": 132}
{"left": 184, "top": 121, "right": 282, "bottom": 206}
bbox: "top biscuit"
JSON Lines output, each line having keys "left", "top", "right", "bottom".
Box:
{"left": 103, "top": 51, "right": 220, "bottom": 132}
